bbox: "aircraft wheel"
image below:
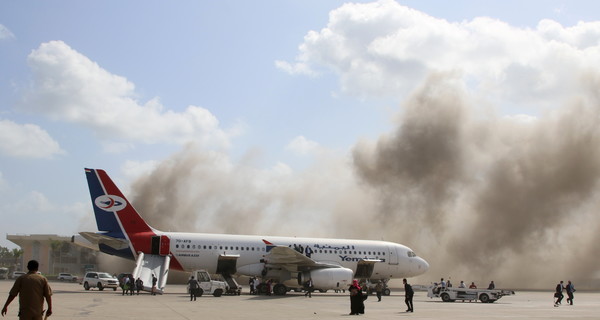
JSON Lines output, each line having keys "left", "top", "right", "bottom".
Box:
{"left": 479, "top": 293, "right": 490, "bottom": 303}
{"left": 257, "top": 283, "right": 268, "bottom": 294}
{"left": 441, "top": 293, "right": 452, "bottom": 302}
{"left": 273, "top": 284, "right": 287, "bottom": 296}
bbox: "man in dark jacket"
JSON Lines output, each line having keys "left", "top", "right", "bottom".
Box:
{"left": 404, "top": 278, "right": 414, "bottom": 312}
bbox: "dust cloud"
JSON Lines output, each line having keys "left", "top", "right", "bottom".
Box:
{"left": 115, "top": 72, "right": 600, "bottom": 289}
{"left": 352, "top": 72, "right": 600, "bottom": 289}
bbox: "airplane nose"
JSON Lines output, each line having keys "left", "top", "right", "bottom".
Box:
{"left": 420, "top": 258, "right": 429, "bottom": 273}
{"left": 413, "top": 257, "right": 429, "bottom": 276}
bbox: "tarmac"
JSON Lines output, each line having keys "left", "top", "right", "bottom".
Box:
{"left": 1, "top": 280, "right": 598, "bottom": 319}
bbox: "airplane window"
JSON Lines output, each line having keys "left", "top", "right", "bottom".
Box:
{"left": 220, "top": 246, "right": 223, "bottom": 250}
{"left": 246, "top": 247, "right": 249, "bottom": 250}
{"left": 187, "top": 245, "right": 190, "bottom": 249}
{"left": 175, "top": 245, "right": 179, "bottom": 248}
{"left": 209, "top": 246, "right": 212, "bottom": 249}
{"left": 251, "top": 247, "right": 254, "bottom": 251}
{"left": 236, "top": 246, "right": 239, "bottom": 250}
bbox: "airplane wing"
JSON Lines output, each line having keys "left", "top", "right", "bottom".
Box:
{"left": 79, "top": 232, "right": 130, "bottom": 250}
{"left": 264, "top": 245, "right": 343, "bottom": 272}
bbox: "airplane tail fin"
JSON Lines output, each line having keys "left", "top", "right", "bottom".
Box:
{"left": 84, "top": 168, "right": 156, "bottom": 259}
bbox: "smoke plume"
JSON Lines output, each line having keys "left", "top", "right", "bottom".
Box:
{"left": 122, "top": 72, "right": 600, "bottom": 289}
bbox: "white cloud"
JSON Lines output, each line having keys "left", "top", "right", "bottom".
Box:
{"left": 0, "top": 119, "right": 64, "bottom": 159}
{"left": 20, "top": 41, "right": 231, "bottom": 149}
{"left": 278, "top": 0, "right": 600, "bottom": 108}
{"left": 286, "top": 136, "right": 320, "bottom": 155}
{"left": 0, "top": 24, "right": 15, "bottom": 40}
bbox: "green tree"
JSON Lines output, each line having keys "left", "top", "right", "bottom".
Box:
{"left": 11, "top": 248, "right": 23, "bottom": 268}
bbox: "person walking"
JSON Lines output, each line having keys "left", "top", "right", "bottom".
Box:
{"left": 151, "top": 274, "right": 158, "bottom": 295}
{"left": 188, "top": 276, "right": 200, "bottom": 301}
{"left": 304, "top": 278, "right": 313, "bottom": 298}
{"left": 403, "top": 278, "right": 414, "bottom": 313}
{"left": 554, "top": 281, "right": 564, "bottom": 307}
{"left": 1, "top": 260, "right": 53, "bottom": 319}
{"left": 122, "top": 276, "right": 130, "bottom": 296}
{"left": 565, "top": 280, "right": 575, "bottom": 305}
{"left": 348, "top": 280, "right": 365, "bottom": 315}
{"left": 135, "top": 278, "right": 144, "bottom": 295}
{"left": 375, "top": 281, "right": 383, "bottom": 302}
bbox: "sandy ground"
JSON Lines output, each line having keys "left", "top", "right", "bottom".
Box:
{"left": 0, "top": 280, "right": 597, "bottom": 319}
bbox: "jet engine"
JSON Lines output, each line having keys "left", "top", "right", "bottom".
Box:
{"left": 298, "top": 267, "right": 353, "bottom": 290}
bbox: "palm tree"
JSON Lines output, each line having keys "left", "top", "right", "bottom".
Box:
{"left": 50, "top": 240, "right": 62, "bottom": 274}
{"left": 11, "top": 248, "right": 23, "bottom": 271}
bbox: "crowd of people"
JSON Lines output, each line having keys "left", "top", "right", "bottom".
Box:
{"left": 121, "top": 274, "right": 144, "bottom": 296}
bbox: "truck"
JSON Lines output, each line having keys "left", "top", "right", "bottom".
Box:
{"left": 0, "top": 267, "right": 8, "bottom": 280}
{"left": 427, "top": 285, "right": 515, "bottom": 303}
{"left": 187, "top": 270, "right": 228, "bottom": 297}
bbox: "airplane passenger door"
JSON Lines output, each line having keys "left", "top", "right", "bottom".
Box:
{"left": 159, "top": 235, "right": 170, "bottom": 256}
{"left": 151, "top": 236, "right": 160, "bottom": 255}
{"left": 387, "top": 246, "right": 399, "bottom": 265}
{"left": 151, "top": 236, "right": 170, "bottom": 256}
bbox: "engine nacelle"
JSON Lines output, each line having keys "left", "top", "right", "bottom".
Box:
{"left": 299, "top": 268, "right": 353, "bottom": 290}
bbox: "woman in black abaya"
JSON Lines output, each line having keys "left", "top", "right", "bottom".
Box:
{"left": 349, "top": 279, "right": 365, "bottom": 315}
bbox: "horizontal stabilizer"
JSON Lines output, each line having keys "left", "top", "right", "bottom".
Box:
{"left": 79, "top": 232, "right": 130, "bottom": 250}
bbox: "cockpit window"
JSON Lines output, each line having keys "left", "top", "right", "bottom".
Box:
{"left": 407, "top": 251, "right": 417, "bottom": 258}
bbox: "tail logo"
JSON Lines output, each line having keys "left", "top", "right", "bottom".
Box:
{"left": 94, "top": 195, "right": 127, "bottom": 212}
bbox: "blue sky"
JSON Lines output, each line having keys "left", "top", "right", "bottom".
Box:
{"left": 1, "top": 0, "right": 600, "bottom": 254}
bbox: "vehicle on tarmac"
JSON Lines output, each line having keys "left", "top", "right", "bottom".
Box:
{"left": 0, "top": 267, "right": 8, "bottom": 279}
{"left": 57, "top": 273, "right": 79, "bottom": 282}
{"left": 427, "top": 285, "right": 515, "bottom": 303}
{"left": 187, "top": 270, "right": 228, "bottom": 297}
{"left": 82, "top": 271, "right": 119, "bottom": 291}
{"left": 11, "top": 271, "right": 25, "bottom": 279}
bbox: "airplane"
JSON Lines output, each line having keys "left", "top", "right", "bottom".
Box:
{"left": 80, "top": 168, "right": 429, "bottom": 295}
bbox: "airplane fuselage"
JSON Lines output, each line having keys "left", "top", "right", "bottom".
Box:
{"left": 149, "top": 232, "right": 428, "bottom": 280}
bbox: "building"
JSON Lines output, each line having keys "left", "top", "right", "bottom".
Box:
{"left": 7, "top": 234, "right": 98, "bottom": 275}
